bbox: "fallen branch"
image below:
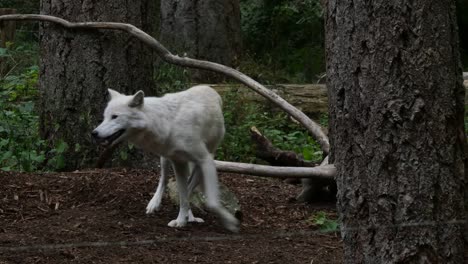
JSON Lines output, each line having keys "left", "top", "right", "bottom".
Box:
{"left": 250, "top": 126, "right": 317, "bottom": 167}
{"left": 0, "top": 14, "right": 329, "bottom": 155}
{"left": 95, "top": 143, "right": 336, "bottom": 179}
{"left": 214, "top": 160, "right": 336, "bottom": 180}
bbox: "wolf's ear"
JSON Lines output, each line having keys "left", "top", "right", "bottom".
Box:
{"left": 108, "top": 89, "right": 122, "bottom": 100}
{"left": 129, "top": 90, "right": 144, "bottom": 108}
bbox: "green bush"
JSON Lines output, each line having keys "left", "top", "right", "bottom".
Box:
{"left": 218, "top": 87, "right": 324, "bottom": 163}
{"left": 0, "top": 43, "right": 67, "bottom": 172}
{"left": 154, "top": 63, "right": 190, "bottom": 95}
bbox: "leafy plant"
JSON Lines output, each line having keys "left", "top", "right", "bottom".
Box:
{"left": 0, "top": 40, "right": 39, "bottom": 78}
{"left": 0, "top": 63, "right": 43, "bottom": 171}
{"left": 0, "top": 42, "right": 71, "bottom": 172}
{"left": 218, "top": 87, "right": 323, "bottom": 163}
{"left": 308, "top": 211, "right": 339, "bottom": 233}
{"left": 45, "top": 140, "right": 69, "bottom": 171}
{"left": 154, "top": 63, "right": 190, "bottom": 95}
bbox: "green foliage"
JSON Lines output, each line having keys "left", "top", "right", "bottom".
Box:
{"left": 0, "top": 43, "right": 67, "bottom": 172}
{"left": 218, "top": 87, "right": 323, "bottom": 163}
{"left": 46, "top": 140, "right": 69, "bottom": 171}
{"left": 240, "top": 0, "right": 325, "bottom": 83}
{"left": 308, "top": 211, "right": 339, "bottom": 233}
{"left": 0, "top": 39, "right": 39, "bottom": 78}
{"left": 154, "top": 64, "right": 190, "bottom": 95}
{"left": 0, "top": 64, "right": 42, "bottom": 171}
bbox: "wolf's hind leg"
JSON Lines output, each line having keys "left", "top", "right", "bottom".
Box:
{"left": 187, "top": 165, "right": 204, "bottom": 223}
{"left": 146, "top": 156, "right": 170, "bottom": 214}
{"left": 168, "top": 161, "right": 191, "bottom": 228}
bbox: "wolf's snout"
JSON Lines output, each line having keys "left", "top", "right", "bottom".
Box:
{"left": 91, "top": 130, "right": 99, "bottom": 139}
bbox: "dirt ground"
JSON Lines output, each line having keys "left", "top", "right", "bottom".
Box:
{"left": 0, "top": 169, "right": 342, "bottom": 263}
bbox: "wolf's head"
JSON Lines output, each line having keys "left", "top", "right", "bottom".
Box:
{"left": 92, "top": 89, "right": 146, "bottom": 146}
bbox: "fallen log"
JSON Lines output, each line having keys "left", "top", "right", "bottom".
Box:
{"left": 250, "top": 126, "right": 317, "bottom": 168}
{"left": 212, "top": 84, "right": 328, "bottom": 118}
{"left": 214, "top": 81, "right": 468, "bottom": 116}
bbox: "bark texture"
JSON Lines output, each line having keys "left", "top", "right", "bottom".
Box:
{"left": 39, "top": 0, "right": 156, "bottom": 170}
{"left": 159, "top": 0, "right": 241, "bottom": 82}
{"left": 326, "top": 1, "right": 466, "bottom": 263}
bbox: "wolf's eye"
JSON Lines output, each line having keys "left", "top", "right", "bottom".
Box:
{"left": 111, "top": 115, "right": 118, "bottom": 120}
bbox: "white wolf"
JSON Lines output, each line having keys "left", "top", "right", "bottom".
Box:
{"left": 92, "top": 85, "right": 239, "bottom": 232}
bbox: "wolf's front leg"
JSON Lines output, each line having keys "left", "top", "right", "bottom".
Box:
{"left": 146, "top": 156, "right": 170, "bottom": 214}
{"left": 199, "top": 157, "right": 240, "bottom": 233}
{"left": 168, "top": 161, "right": 191, "bottom": 228}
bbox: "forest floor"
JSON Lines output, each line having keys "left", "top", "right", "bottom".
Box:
{"left": 0, "top": 169, "right": 342, "bottom": 263}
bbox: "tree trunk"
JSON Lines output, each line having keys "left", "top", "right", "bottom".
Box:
{"left": 326, "top": 1, "right": 466, "bottom": 263}
{"left": 39, "top": 0, "right": 157, "bottom": 170}
{"left": 0, "top": 8, "right": 16, "bottom": 77}
{"left": 159, "top": 0, "right": 241, "bottom": 82}
{"left": 0, "top": 8, "right": 16, "bottom": 48}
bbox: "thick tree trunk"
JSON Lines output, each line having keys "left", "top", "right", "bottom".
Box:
{"left": 39, "top": 0, "right": 156, "bottom": 170}
{"left": 159, "top": 0, "right": 241, "bottom": 82}
{"left": 326, "top": 1, "right": 466, "bottom": 263}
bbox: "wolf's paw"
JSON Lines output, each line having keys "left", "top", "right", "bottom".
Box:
{"left": 222, "top": 215, "right": 240, "bottom": 233}
{"left": 168, "top": 219, "right": 188, "bottom": 228}
{"left": 188, "top": 210, "right": 204, "bottom": 223}
{"left": 145, "top": 198, "right": 162, "bottom": 214}
{"left": 188, "top": 216, "right": 204, "bottom": 223}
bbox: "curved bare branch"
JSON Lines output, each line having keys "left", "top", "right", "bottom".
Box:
{"left": 0, "top": 14, "right": 330, "bottom": 154}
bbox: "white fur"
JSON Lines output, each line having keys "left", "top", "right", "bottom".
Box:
{"left": 93, "top": 85, "right": 239, "bottom": 232}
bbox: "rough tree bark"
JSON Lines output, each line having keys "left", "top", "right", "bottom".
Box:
{"left": 39, "top": 0, "right": 157, "bottom": 170}
{"left": 326, "top": 1, "right": 466, "bottom": 263}
{"left": 159, "top": 0, "right": 241, "bottom": 82}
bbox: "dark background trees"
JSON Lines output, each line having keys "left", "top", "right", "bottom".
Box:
{"left": 326, "top": 0, "right": 466, "bottom": 262}
{"left": 240, "top": 0, "right": 326, "bottom": 83}
{"left": 39, "top": 0, "right": 157, "bottom": 169}
{"left": 159, "top": 0, "right": 241, "bottom": 83}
